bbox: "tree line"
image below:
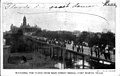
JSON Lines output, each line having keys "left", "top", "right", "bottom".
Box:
{"left": 33, "top": 29, "right": 115, "bottom": 49}
{"left": 4, "top": 28, "right": 115, "bottom": 53}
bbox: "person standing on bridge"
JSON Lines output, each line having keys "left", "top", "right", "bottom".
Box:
{"left": 72, "top": 45, "right": 74, "bottom": 51}
{"left": 81, "top": 43, "right": 84, "bottom": 53}
{"left": 62, "top": 42, "right": 66, "bottom": 48}
{"left": 100, "top": 44, "right": 105, "bottom": 55}
{"left": 104, "top": 45, "right": 110, "bottom": 60}
{"left": 90, "top": 47, "right": 93, "bottom": 56}
{"left": 94, "top": 45, "right": 100, "bottom": 58}
{"left": 108, "top": 45, "right": 111, "bottom": 60}
{"left": 104, "top": 48, "right": 108, "bottom": 60}
{"left": 77, "top": 45, "right": 80, "bottom": 53}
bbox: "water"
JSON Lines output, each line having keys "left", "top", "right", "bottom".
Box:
{"left": 54, "top": 63, "right": 64, "bottom": 69}
{"left": 54, "top": 57, "right": 91, "bottom": 69}
{"left": 54, "top": 56, "right": 114, "bottom": 69}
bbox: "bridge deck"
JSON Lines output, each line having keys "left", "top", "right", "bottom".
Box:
{"left": 25, "top": 36, "right": 115, "bottom": 65}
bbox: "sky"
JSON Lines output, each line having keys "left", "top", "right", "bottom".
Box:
{"left": 2, "top": 2, "right": 116, "bottom": 33}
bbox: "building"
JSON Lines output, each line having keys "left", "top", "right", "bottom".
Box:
{"left": 10, "top": 16, "right": 39, "bottom": 34}
{"left": 10, "top": 24, "right": 19, "bottom": 33}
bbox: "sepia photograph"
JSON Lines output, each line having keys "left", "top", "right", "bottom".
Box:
{"left": 2, "top": 1, "right": 115, "bottom": 70}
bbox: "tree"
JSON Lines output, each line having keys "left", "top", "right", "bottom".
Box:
{"left": 76, "top": 31, "right": 89, "bottom": 45}
{"left": 100, "top": 31, "right": 115, "bottom": 49}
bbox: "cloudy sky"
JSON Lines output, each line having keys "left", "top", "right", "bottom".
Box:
{"left": 2, "top": 2, "right": 116, "bottom": 33}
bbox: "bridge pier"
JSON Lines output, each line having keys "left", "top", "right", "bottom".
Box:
{"left": 49, "top": 46, "right": 51, "bottom": 58}
{"left": 61, "top": 49, "right": 63, "bottom": 59}
{"left": 82, "top": 56, "right": 84, "bottom": 69}
{"left": 75, "top": 54, "right": 77, "bottom": 61}
{"left": 63, "top": 49, "right": 66, "bottom": 69}
{"left": 25, "top": 36, "right": 115, "bottom": 69}
{"left": 69, "top": 52, "right": 71, "bottom": 59}
{"left": 51, "top": 46, "right": 54, "bottom": 59}
{"left": 57, "top": 47, "right": 59, "bottom": 58}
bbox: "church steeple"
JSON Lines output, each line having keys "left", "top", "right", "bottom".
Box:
{"left": 23, "top": 16, "right": 27, "bottom": 26}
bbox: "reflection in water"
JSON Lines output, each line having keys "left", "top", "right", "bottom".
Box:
{"left": 54, "top": 62, "right": 64, "bottom": 69}
{"left": 73, "top": 60, "right": 90, "bottom": 69}
{"left": 54, "top": 58, "right": 90, "bottom": 69}
{"left": 54, "top": 57, "right": 114, "bottom": 69}
{"left": 99, "top": 61, "right": 111, "bottom": 65}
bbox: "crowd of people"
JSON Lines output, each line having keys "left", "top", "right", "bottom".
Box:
{"left": 31, "top": 36, "right": 115, "bottom": 61}
{"left": 45, "top": 37, "right": 114, "bottom": 60}
{"left": 72, "top": 43, "right": 115, "bottom": 60}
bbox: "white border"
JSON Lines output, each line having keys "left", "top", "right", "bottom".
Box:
{"left": 1, "top": 0, "right": 120, "bottom": 76}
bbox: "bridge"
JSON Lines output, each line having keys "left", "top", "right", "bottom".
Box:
{"left": 24, "top": 35, "right": 115, "bottom": 69}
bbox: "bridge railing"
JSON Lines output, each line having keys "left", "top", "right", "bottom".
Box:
{"left": 25, "top": 36, "right": 115, "bottom": 69}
